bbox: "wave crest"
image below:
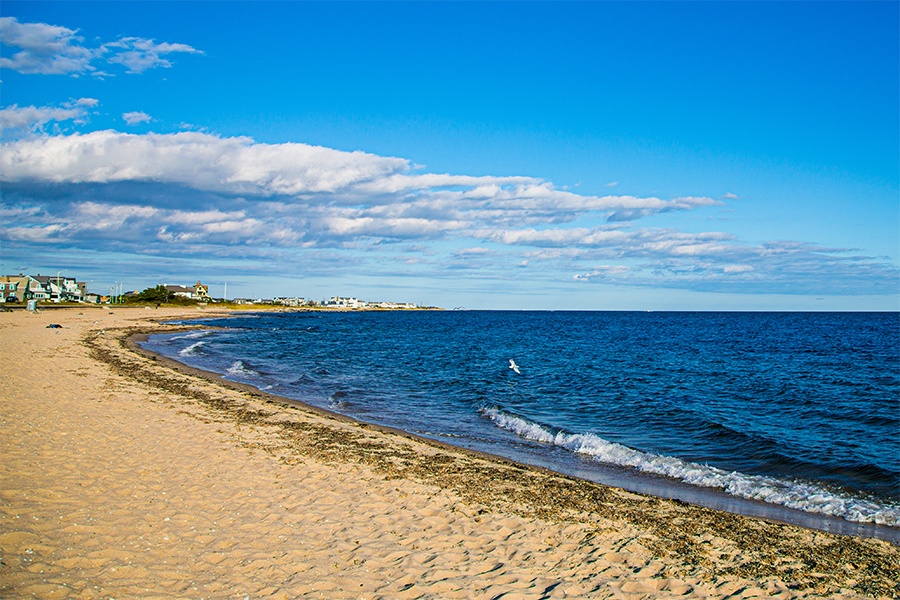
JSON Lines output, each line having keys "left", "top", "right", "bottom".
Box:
{"left": 481, "top": 407, "right": 900, "bottom": 526}
{"left": 171, "top": 330, "right": 213, "bottom": 341}
{"left": 179, "top": 341, "right": 206, "bottom": 357}
{"left": 226, "top": 360, "right": 259, "bottom": 377}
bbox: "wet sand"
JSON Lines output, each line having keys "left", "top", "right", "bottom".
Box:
{"left": 1, "top": 307, "right": 897, "bottom": 598}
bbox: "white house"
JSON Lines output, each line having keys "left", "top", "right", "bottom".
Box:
{"left": 164, "top": 281, "right": 210, "bottom": 300}
{"left": 33, "top": 275, "right": 84, "bottom": 302}
{"left": 327, "top": 296, "right": 366, "bottom": 308}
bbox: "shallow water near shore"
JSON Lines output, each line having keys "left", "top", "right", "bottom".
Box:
{"left": 142, "top": 310, "right": 900, "bottom": 542}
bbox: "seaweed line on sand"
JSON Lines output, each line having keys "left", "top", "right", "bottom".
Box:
{"left": 85, "top": 322, "right": 900, "bottom": 598}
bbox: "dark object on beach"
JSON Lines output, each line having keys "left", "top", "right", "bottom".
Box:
{"left": 46, "top": 323, "right": 63, "bottom": 329}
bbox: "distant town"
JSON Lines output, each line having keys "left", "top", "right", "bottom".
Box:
{"left": 0, "top": 273, "right": 433, "bottom": 310}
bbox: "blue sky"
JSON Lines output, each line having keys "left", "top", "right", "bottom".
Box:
{"left": 1, "top": 1, "right": 897, "bottom": 310}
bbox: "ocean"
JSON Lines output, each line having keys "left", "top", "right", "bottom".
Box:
{"left": 141, "top": 311, "right": 900, "bottom": 542}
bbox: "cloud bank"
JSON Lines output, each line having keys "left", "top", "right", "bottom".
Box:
{"left": 1, "top": 130, "right": 896, "bottom": 296}
{"left": 0, "top": 130, "right": 717, "bottom": 218}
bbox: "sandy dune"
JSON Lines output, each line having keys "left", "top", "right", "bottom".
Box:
{"left": 1, "top": 307, "right": 897, "bottom": 598}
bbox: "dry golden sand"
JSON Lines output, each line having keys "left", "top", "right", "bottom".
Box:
{"left": 1, "top": 307, "right": 897, "bottom": 599}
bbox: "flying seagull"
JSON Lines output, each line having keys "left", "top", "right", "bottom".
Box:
{"left": 509, "top": 359, "right": 521, "bottom": 374}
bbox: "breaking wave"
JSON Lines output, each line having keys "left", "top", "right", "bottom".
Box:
{"left": 179, "top": 341, "right": 207, "bottom": 357}
{"left": 226, "top": 360, "right": 260, "bottom": 377}
{"left": 171, "top": 330, "right": 213, "bottom": 341}
{"left": 481, "top": 407, "right": 900, "bottom": 526}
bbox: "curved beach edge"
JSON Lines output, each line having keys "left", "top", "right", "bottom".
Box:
{"left": 131, "top": 312, "right": 900, "bottom": 544}
{"left": 2, "top": 307, "right": 897, "bottom": 598}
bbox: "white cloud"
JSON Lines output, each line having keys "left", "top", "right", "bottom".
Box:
{"left": 0, "top": 131, "right": 719, "bottom": 228}
{"left": 0, "top": 130, "right": 410, "bottom": 194}
{"left": 0, "top": 204, "right": 41, "bottom": 219}
{"left": 73, "top": 202, "right": 161, "bottom": 229}
{"left": 0, "top": 98, "right": 98, "bottom": 133}
{"left": 454, "top": 247, "right": 495, "bottom": 257}
{"left": 2, "top": 130, "right": 895, "bottom": 297}
{"left": 0, "top": 17, "right": 202, "bottom": 76}
{"left": 4, "top": 223, "right": 66, "bottom": 242}
{"left": 724, "top": 264, "right": 754, "bottom": 273}
{"left": 0, "top": 130, "right": 779, "bottom": 274}
{"left": 475, "top": 226, "right": 734, "bottom": 256}
{"left": 165, "top": 209, "right": 247, "bottom": 225}
{"left": 122, "top": 111, "right": 152, "bottom": 125}
{"left": 0, "top": 17, "right": 95, "bottom": 75}
{"left": 641, "top": 237, "right": 730, "bottom": 257}
{"left": 103, "top": 37, "right": 203, "bottom": 74}
{"left": 573, "top": 265, "right": 631, "bottom": 281}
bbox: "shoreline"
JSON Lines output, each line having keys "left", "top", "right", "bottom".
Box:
{"left": 2, "top": 307, "right": 898, "bottom": 598}
{"left": 137, "top": 314, "right": 900, "bottom": 545}
{"left": 141, "top": 311, "right": 900, "bottom": 545}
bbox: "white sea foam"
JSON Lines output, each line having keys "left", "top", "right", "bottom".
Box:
{"left": 481, "top": 407, "right": 900, "bottom": 526}
{"left": 179, "top": 341, "right": 206, "bottom": 357}
{"left": 226, "top": 360, "right": 259, "bottom": 377}
{"left": 171, "top": 330, "right": 213, "bottom": 341}
{"left": 329, "top": 390, "right": 351, "bottom": 409}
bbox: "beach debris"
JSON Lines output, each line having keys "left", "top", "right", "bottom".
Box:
{"left": 46, "top": 323, "right": 63, "bottom": 329}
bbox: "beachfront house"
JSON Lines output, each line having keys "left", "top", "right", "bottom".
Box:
{"left": 0, "top": 276, "right": 21, "bottom": 303}
{"left": 164, "top": 281, "right": 211, "bottom": 301}
{"left": 165, "top": 284, "right": 194, "bottom": 299}
{"left": 327, "top": 296, "right": 365, "bottom": 308}
{"left": 32, "top": 275, "right": 85, "bottom": 303}
{"left": 1, "top": 272, "right": 93, "bottom": 303}
{"left": 371, "top": 301, "right": 418, "bottom": 309}
{"left": 193, "top": 282, "right": 210, "bottom": 301}
{"left": 274, "top": 297, "right": 307, "bottom": 307}
{"left": 0, "top": 274, "right": 44, "bottom": 302}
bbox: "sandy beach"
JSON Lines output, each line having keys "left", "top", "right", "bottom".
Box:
{"left": 1, "top": 307, "right": 897, "bottom": 599}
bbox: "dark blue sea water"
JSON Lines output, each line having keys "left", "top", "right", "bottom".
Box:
{"left": 142, "top": 311, "right": 900, "bottom": 540}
